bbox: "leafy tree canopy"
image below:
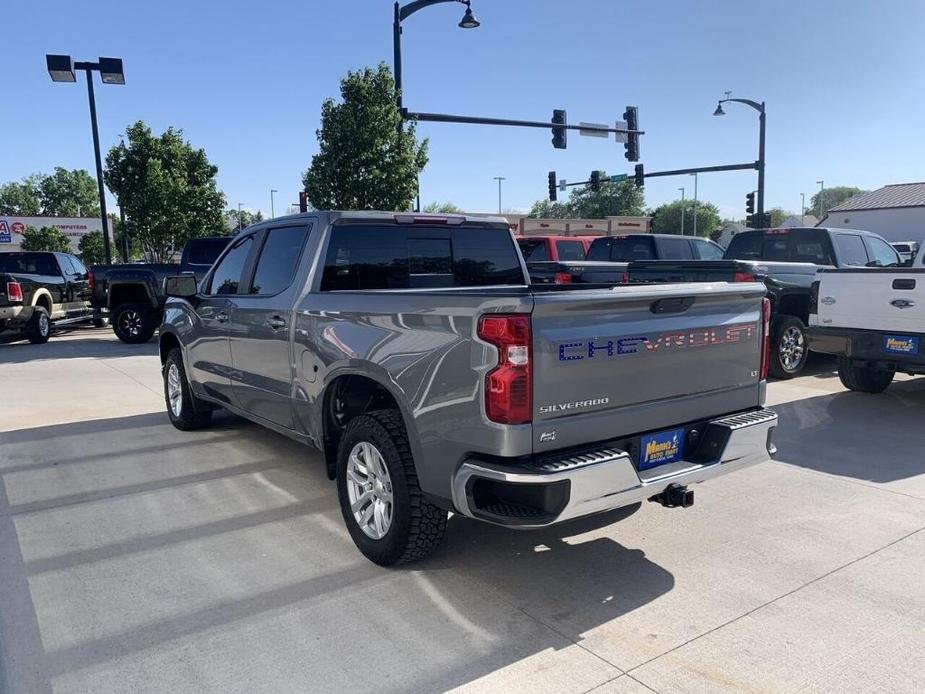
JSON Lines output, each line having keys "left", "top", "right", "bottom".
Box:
{"left": 78, "top": 230, "right": 106, "bottom": 265}
{"left": 0, "top": 169, "right": 100, "bottom": 217}
{"left": 19, "top": 226, "right": 71, "bottom": 253}
{"left": 224, "top": 209, "right": 264, "bottom": 234}
{"left": 422, "top": 202, "right": 464, "bottom": 214}
{"left": 104, "top": 121, "right": 226, "bottom": 262}
{"left": 648, "top": 199, "right": 722, "bottom": 238}
{"left": 528, "top": 176, "right": 645, "bottom": 219}
{"left": 810, "top": 186, "right": 866, "bottom": 218}
{"left": 303, "top": 63, "right": 428, "bottom": 211}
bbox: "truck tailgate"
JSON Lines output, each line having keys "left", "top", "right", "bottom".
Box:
{"left": 814, "top": 269, "right": 925, "bottom": 333}
{"left": 531, "top": 282, "right": 766, "bottom": 452}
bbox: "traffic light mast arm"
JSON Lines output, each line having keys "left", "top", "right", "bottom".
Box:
{"left": 403, "top": 109, "right": 644, "bottom": 135}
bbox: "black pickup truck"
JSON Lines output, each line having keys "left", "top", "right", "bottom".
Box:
{"left": 0, "top": 251, "right": 102, "bottom": 344}
{"left": 527, "top": 233, "right": 725, "bottom": 284}
{"left": 624, "top": 227, "right": 902, "bottom": 378}
{"left": 90, "top": 236, "right": 229, "bottom": 343}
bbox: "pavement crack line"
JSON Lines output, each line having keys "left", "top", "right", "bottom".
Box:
{"left": 583, "top": 673, "right": 660, "bottom": 694}
{"left": 625, "top": 523, "right": 925, "bottom": 676}
{"left": 98, "top": 357, "right": 162, "bottom": 397}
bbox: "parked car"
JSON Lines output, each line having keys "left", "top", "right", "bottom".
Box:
{"left": 0, "top": 251, "right": 101, "bottom": 344}
{"left": 158, "top": 211, "right": 777, "bottom": 566}
{"left": 624, "top": 227, "right": 901, "bottom": 378}
{"left": 526, "top": 233, "right": 724, "bottom": 284}
{"left": 890, "top": 241, "right": 919, "bottom": 266}
{"left": 517, "top": 235, "right": 593, "bottom": 262}
{"left": 808, "top": 248, "right": 925, "bottom": 392}
{"left": 90, "top": 236, "right": 230, "bottom": 343}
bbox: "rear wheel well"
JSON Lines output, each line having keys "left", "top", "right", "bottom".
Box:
{"left": 159, "top": 332, "right": 181, "bottom": 364}
{"left": 775, "top": 294, "right": 810, "bottom": 325}
{"left": 34, "top": 293, "right": 51, "bottom": 312}
{"left": 109, "top": 284, "right": 151, "bottom": 310}
{"left": 323, "top": 375, "right": 400, "bottom": 480}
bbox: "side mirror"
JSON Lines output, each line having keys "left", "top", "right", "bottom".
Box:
{"left": 165, "top": 275, "right": 198, "bottom": 298}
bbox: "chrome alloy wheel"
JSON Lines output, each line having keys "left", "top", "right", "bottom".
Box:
{"left": 346, "top": 441, "right": 394, "bottom": 540}
{"left": 38, "top": 312, "right": 49, "bottom": 336}
{"left": 779, "top": 325, "right": 806, "bottom": 372}
{"left": 166, "top": 363, "right": 183, "bottom": 418}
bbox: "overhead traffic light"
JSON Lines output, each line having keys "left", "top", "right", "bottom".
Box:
{"left": 548, "top": 171, "right": 557, "bottom": 201}
{"left": 551, "top": 109, "right": 567, "bottom": 149}
{"left": 299, "top": 191, "right": 308, "bottom": 213}
{"left": 745, "top": 191, "right": 756, "bottom": 227}
{"left": 623, "top": 106, "right": 639, "bottom": 162}
{"left": 589, "top": 170, "right": 602, "bottom": 192}
{"left": 746, "top": 191, "right": 755, "bottom": 215}
{"left": 634, "top": 164, "right": 645, "bottom": 188}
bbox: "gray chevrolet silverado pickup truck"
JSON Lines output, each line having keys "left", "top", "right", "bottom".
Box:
{"left": 158, "top": 211, "right": 777, "bottom": 566}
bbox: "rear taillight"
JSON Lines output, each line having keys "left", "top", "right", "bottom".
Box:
{"left": 478, "top": 314, "right": 532, "bottom": 424}
{"left": 809, "top": 280, "right": 820, "bottom": 315}
{"left": 733, "top": 271, "right": 756, "bottom": 282}
{"left": 621, "top": 271, "right": 630, "bottom": 284}
{"left": 88, "top": 270, "right": 95, "bottom": 292}
{"left": 760, "top": 298, "right": 771, "bottom": 381}
{"left": 553, "top": 272, "right": 572, "bottom": 285}
{"left": 6, "top": 281, "right": 23, "bottom": 302}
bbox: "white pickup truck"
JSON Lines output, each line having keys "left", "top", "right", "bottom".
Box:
{"left": 808, "top": 253, "right": 925, "bottom": 392}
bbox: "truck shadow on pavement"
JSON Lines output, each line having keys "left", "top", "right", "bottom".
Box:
{"left": 772, "top": 376, "right": 925, "bottom": 483}
{"left": 0, "top": 409, "right": 674, "bottom": 693}
{"left": 0, "top": 333, "right": 157, "bottom": 363}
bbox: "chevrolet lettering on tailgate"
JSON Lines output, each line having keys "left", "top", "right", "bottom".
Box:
{"left": 559, "top": 323, "right": 757, "bottom": 361}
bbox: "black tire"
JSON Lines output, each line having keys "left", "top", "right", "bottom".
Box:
{"left": 769, "top": 315, "right": 808, "bottom": 379}
{"left": 336, "top": 410, "right": 447, "bottom": 566}
{"left": 26, "top": 306, "right": 51, "bottom": 344}
{"left": 837, "top": 356, "right": 894, "bottom": 393}
{"left": 163, "top": 348, "right": 213, "bottom": 430}
{"left": 112, "top": 303, "right": 157, "bottom": 343}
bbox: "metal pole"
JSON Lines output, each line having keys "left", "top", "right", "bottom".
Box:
{"left": 119, "top": 205, "right": 128, "bottom": 262}
{"left": 679, "top": 187, "right": 685, "bottom": 235}
{"left": 394, "top": 2, "right": 403, "bottom": 135}
{"left": 817, "top": 180, "right": 824, "bottom": 218}
{"left": 800, "top": 193, "right": 805, "bottom": 224}
{"left": 270, "top": 189, "right": 277, "bottom": 218}
{"left": 691, "top": 172, "right": 698, "bottom": 237}
{"left": 238, "top": 203, "right": 243, "bottom": 231}
{"left": 757, "top": 102, "right": 766, "bottom": 219}
{"left": 494, "top": 176, "right": 505, "bottom": 213}
{"left": 84, "top": 68, "right": 112, "bottom": 264}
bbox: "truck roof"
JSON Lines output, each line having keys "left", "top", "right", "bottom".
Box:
{"left": 263, "top": 210, "right": 512, "bottom": 228}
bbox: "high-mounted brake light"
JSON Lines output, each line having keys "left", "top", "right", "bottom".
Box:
{"left": 478, "top": 314, "right": 532, "bottom": 424}
{"left": 393, "top": 214, "right": 465, "bottom": 226}
{"left": 6, "top": 281, "right": 23, "bottom": 303}
{"left": 760, "top": 298, "right": 771, "bottom": 381}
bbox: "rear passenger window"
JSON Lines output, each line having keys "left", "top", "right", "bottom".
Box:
{"left": 658, "top": 237, "right": 694, "bottom": 260}
{"left": 693, "top": 239, "right": 724, "bottom": 260}
{"left": 555, "top": 240, "right": 586, "bottom": 261}
{"left": 517, "top": 240, "right": 548, "bottom": 262}
{"left": 321, "top": 226, "right": 524, "bottom": 291}
{"left": 834, "top": 234, "right": 869, "bottom": 267}
{"left": 250, "top": 226, "right": 311, "bottom": 295}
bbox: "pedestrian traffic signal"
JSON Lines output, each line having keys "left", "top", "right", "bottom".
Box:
{"left": 634, "top": 164, "right": 645, "bottom": 188}
{"left": 299, "top": 191, "right": 308, "bottom": 213}
{"left": 590, "top": 170, "right": 602, "bottom": 192}
{"left": 548, "top": 171, "right": 557, "bottom": 201}
{"left": 551, "top": 109, "right": 567, "bottom": 149}
{"left": 746, "top": 191, "right": 755, "bottom": 215}
{"left": 623, "top": 106, "right": 639, "bottom": 162}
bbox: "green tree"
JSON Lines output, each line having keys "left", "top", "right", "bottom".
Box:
{"left": 224, "top": 209, "right": 264, "bottom": 234}
{"left": 38, "top": 167, "right": 100, "bottom": 216}
{"left": 648, "top": 199, "right": 722, "bottom": 238}
{"left": 528, "top": 177, "right": 645, "bottom": 219}
{"left": 303, "top": 63, "right": 428, "bottom": 211}
{"left": 809, "top": 186, "right": 866, "bottom": 218}
{"left": 20, "top": 226, "right": 71, "bottom": 252}
{"left": 104, "top": 121, "right": 226, "bottom": 262}
{"left": 422, "top": 202, "right": 464, "bottom": 214}
{"left": 0, "top": 175, "right": 42, "bottom": 215}
{"left": 766, "top": 207, "right": 792, "bottom": 227}
{"left": 78, "top": 230, "right": 106, "bottom": 264}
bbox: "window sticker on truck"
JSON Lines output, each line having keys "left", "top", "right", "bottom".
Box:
{"left": 882, "top": 335, "right": 919, "bottom": 355}
{"left": 558, "top": 323, "right": 757, "bottom": 361}
{"left": 640, "top": 427, "right": 685, "bottom": 469}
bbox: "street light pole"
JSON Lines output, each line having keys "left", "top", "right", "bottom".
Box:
{"left": 816, "top": 180, "right": 825, "bottom": 219}
{"left": 46, "top": 55, "right": 125, "bottom": 265}
{"left": 493, "top": 176, "right": 505, "bottom": 213}
{"left": 714, "top": 96, "right": 766, "bottom": 220}
{"left": 270, "top": 189, "right": 278, "bottom": 218}
{"left": 800, "top": 193, "right": 805, "bottom": 224}
{"left": 678, "top": 187, "right": 686, "bottom": 235}
{"left": 238, "top": 203, "right": 244, "bottom": 232}
{"left": 690, "top": 172, "right": 698, "bottom": 237}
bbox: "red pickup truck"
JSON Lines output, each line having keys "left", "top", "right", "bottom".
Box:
{"left": 517, "top": 236, "right": 593, "bottom": 262}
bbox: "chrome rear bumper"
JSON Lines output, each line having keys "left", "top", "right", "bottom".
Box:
{"left": 452, "top": 408, "right": 777, "bottom": 528}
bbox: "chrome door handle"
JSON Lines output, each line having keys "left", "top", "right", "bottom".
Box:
{"left": 268, "top": 316, "right": 287, "bottom": 330}
{"left": 216, "top": 311, "right": 229, "bottom": 323}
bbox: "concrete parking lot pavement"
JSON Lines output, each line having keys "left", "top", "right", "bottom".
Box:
{"left": 2, "top": 330, "right": 924, "bottom": 693}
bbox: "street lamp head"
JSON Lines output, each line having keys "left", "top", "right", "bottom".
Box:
{"left": 712, "top": 101, "right": 725, "bottom": 117}
{"left": 46, "top": 54, "right": 76, "bottom": 83}
{"left": 98, "top": 57, "right": 125, "bottom": 85}
{"left": 458, "top": 3, "right": 480, "bottom": 28}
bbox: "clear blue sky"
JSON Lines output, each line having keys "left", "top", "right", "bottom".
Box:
{"left": 4, "top": 0, "right": 924, "bottom": 221}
